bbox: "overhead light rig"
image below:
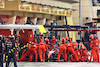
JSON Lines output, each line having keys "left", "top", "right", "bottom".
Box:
{"left": 44, "top": 25, "right": 100, "bottom": 31}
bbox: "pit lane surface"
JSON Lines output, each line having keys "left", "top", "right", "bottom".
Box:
{"left": 3, "top": 62, "right": 100, "bottom": 67}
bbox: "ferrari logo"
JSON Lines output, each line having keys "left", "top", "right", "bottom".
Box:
{"left": 96, "top": 43, "right": 98, "bottom": 45}
{"left": 32, "top": 42, "right": 34, "bottom": 44}
{"left": 30, "top": 41, "right": 31, "bottom": 43}
{"left": 78, "top": 52, "right": 80, "bottom": 55}
{"left": 68, "top": 44, "right": 70, "bottom": 46}
{"left": 30, "top": 35, "right": 32, "bottom": 37}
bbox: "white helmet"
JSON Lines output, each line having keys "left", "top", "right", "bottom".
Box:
{"left": 9, "top": 35, "right": 15, "bottom": 40}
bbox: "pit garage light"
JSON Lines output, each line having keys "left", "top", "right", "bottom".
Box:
{"left": 58, "top": 9, "right": 64, "bottom": 11}
{"left": 41, "top": 5, "right": 49, "bottom": 10}
{"left": 22, "top": 4, "right": 29, "bottom": 6}
{"left": 8, "top": 0, "right": 14, "bottom": 1}
{"left": 42, "top": 8, "right": 49, "bottom": 9}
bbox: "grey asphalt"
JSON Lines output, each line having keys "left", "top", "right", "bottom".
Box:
{"left": 3, "top": 62, "right": 100, "bottom": 67}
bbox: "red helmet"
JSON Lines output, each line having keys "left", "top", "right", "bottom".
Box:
{"left": 45, "top": 38, "right": 49, "bottom": 42}
{"left": 89, "top": 34, "right": 94, "bottom": 39}
{"left": 51, "top": 36, "right": 56, "bottom": 40}
{"left": 31, "top": 45, "right": 36, "bottom": 48}
{"left": 62, "top": 37, "right": 66, "bottom": 42}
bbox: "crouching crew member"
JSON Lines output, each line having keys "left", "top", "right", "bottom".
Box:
{"left": 71, "top": 42, "right": 81, "bottom": 62}
{"left": 65, "top": 37, "right": 79, "bottom": 61}
{"left": 19, "top": 44, "right": 38, "bottom": 62}
{"left": 79, "top": 43, "right": 89, "bottom": 62}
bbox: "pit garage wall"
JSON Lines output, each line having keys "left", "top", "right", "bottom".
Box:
{"left": 72, "top": 0, "right": 93, "bottom": 40}
{"left": 0, "top": 0, "right": 76, "bottom": 41}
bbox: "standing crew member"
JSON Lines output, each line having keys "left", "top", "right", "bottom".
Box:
{"left": 0, "top": 35, "right": 4, "bottom": 67}
{"left": 44, "top": 38, "right": 51, "bottom": 61}
{"left": 89, "top": 34, "right": 94, "bottom": 62}
{"left": 92, "top": 34, "right": 99, "bottom": 62}
{"left": 5, "top": 35, "right": 18, "bottom": 67}
{"left": 44, "top": 38, "right": 51, "bottom": 52}
{"left": 57, "top": 38, "right": 67, "bottom": 62}
{"left": 38, "top": 42, "right": 46, "bottom": 62}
